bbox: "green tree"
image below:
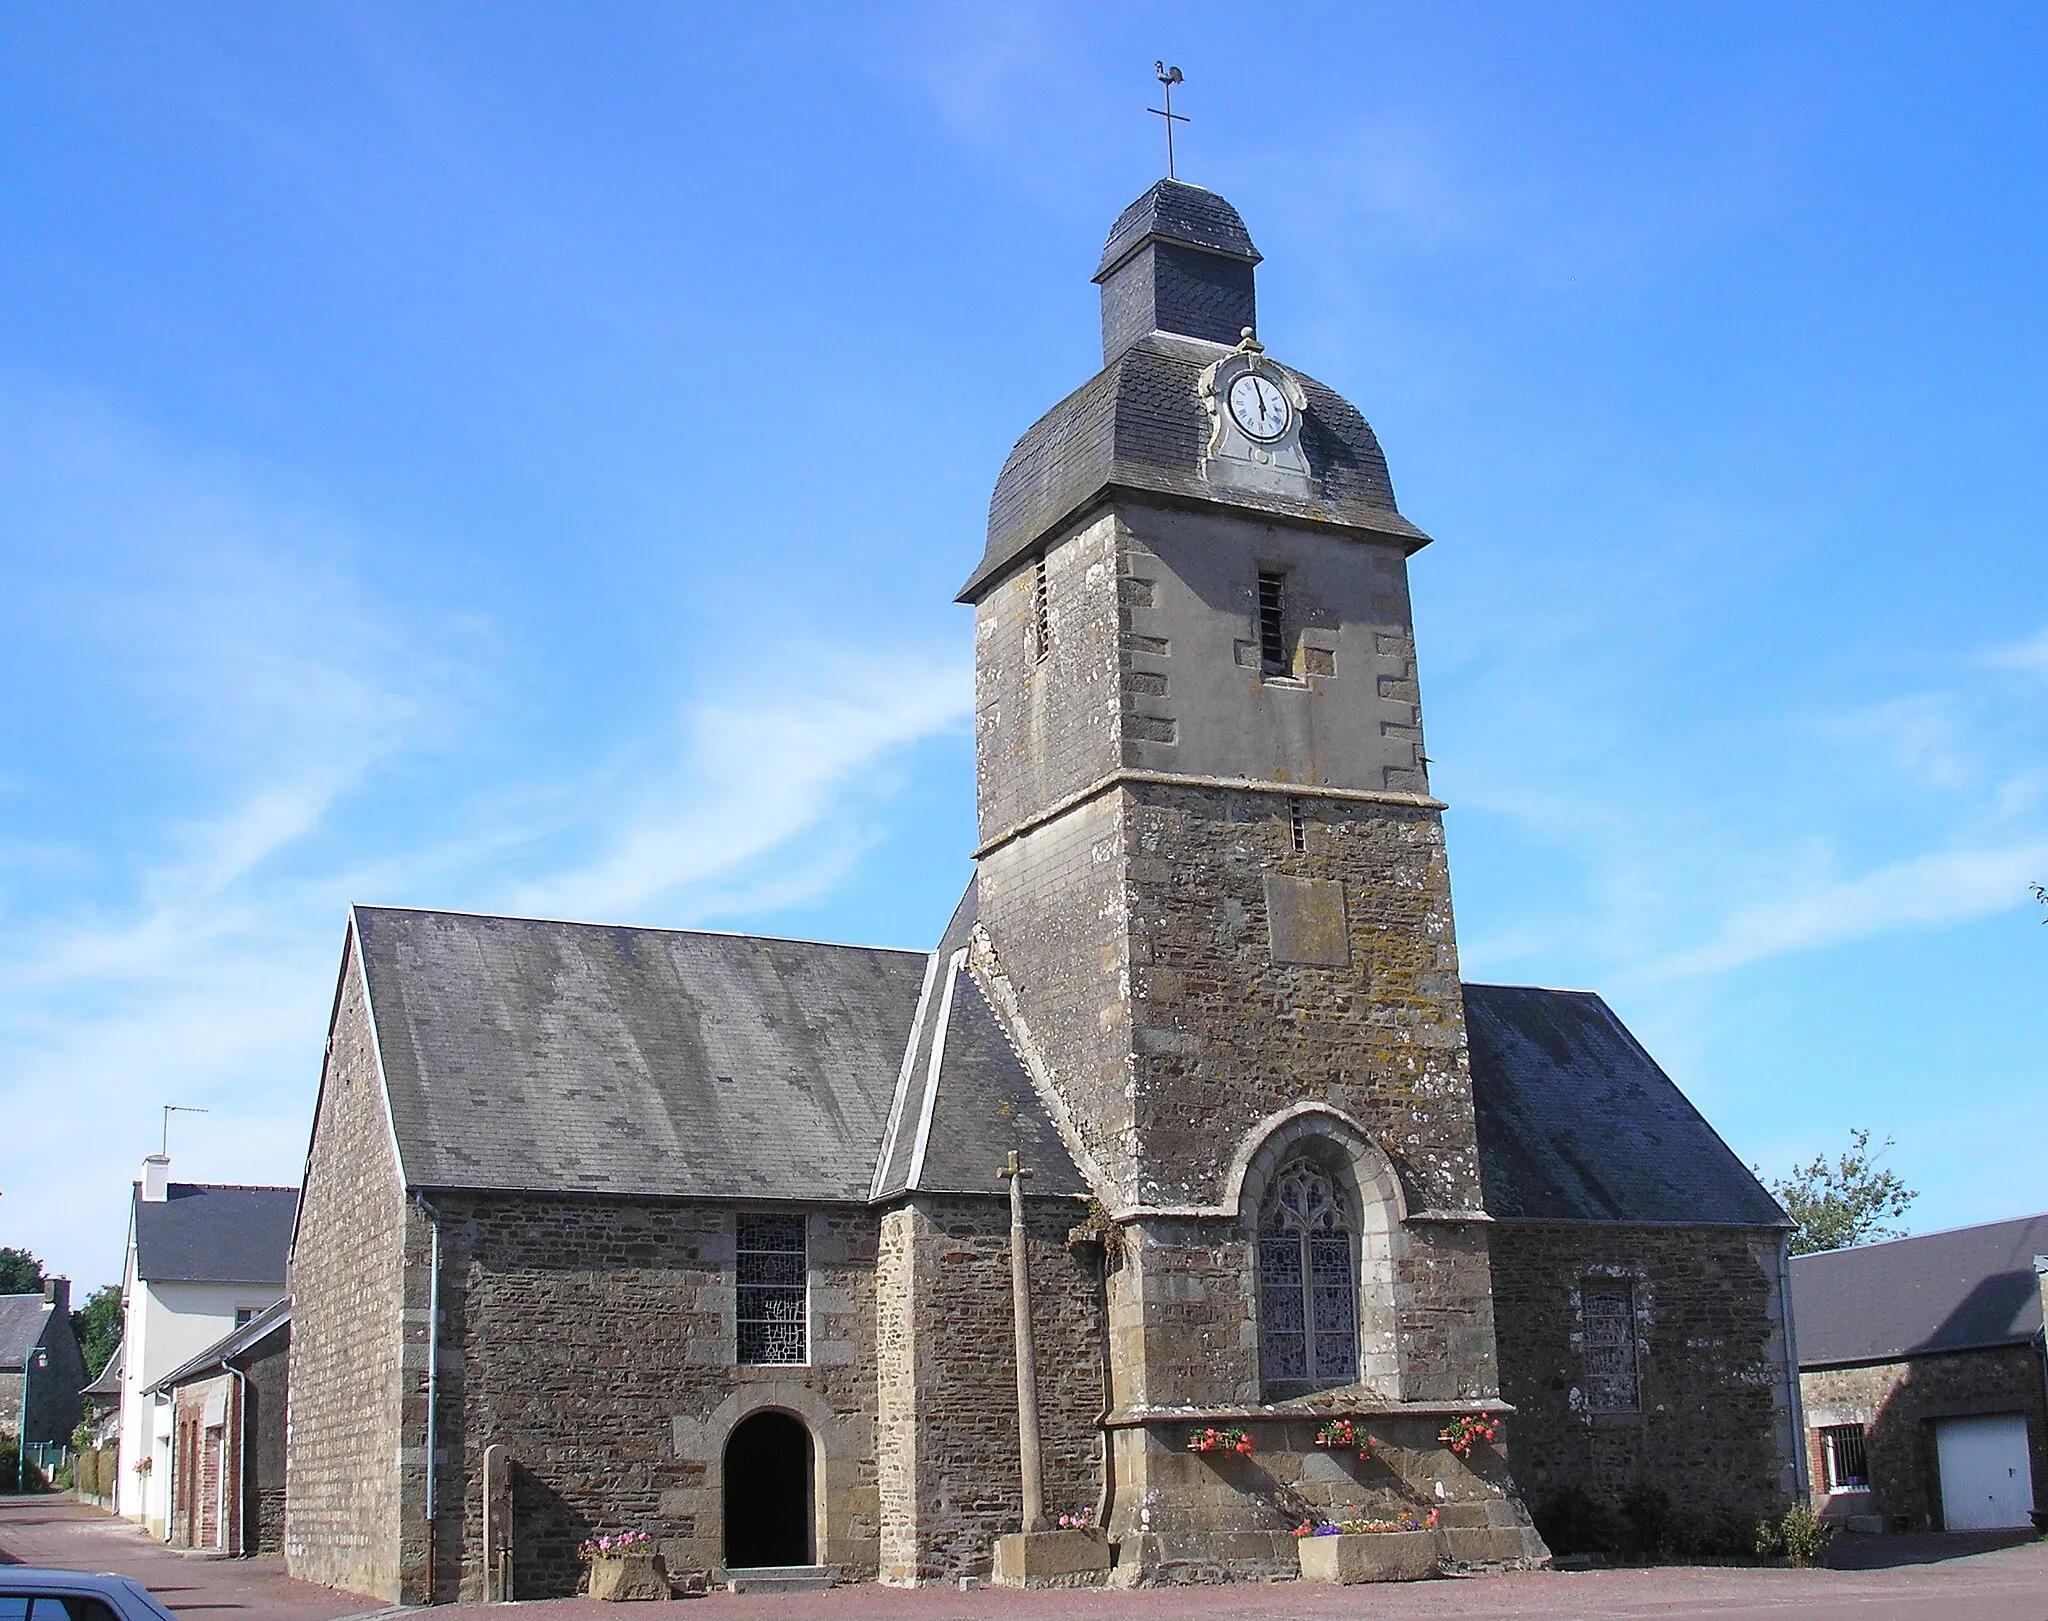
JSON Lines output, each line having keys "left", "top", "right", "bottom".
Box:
{"left": 0, "top": 1247, "right": 44, "bottom": 1295}
{"left": 1763, "top": 1128, "right": 1917, "bottom": 1256}
{"left": 71, "top": 1284, "right": 123, "bottom": 1380}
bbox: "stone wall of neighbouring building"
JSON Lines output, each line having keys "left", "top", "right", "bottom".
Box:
{"left": 1488, "top": 1221, "right": 1795, "bottom": 1532}
{"left": 285, "top": 937, "right": 410, "bottom": 1603}
{"left": 872, "top": 1195, "right": 1105, "bottom": 1587}
{"left": 1801, "top": 1344, "right": 2047, "bottom": 1531}
{"left": 433, "top": 1194, "right": 882, "bottom": 1600}
{"left": 245, "top": 1330, "right": 290, "bottom": 1555}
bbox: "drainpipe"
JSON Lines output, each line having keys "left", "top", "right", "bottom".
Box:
{"left": 228, "top": 1364, "right": 249, "bottom": 1557}
{"left": 2033, "top": 1258, "right": 2047, "bottom": 1471}
{"left": 1090, "top": 1241, "right": 1115, "bottom": 1537}
{"left": 418, "top": 1194, "right": 444, "bottom": 1605}
{"left": 1776, "top": 1234, "right": 1809, "bottom": 1504}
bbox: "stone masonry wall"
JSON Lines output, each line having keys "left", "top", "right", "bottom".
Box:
{"left": 1121, "top": 782, "right": 1482, "bottom": 1215}
{"left": 974, "top": 511, "right": 1123, "bottom": 844}
{"left": 434, "top": 1195, "right": 880, "bottom": 1600}
{"left": 1488, "top": 1222, "right": 1791, "bottom": 1525}
{"left": 875, "top": 1196, "right": 1106, "bottom": 1586}
{"left": 286, "top": 936, "right": 408, "bottom": 1602}
{"left": 1802, "top": 1345, "right": 2046, "bottom": 1530}
{"left": 975, "top": 792, "right": 1129, "bottom": 1199}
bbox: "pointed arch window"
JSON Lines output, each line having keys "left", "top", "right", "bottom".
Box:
{"left": 1258, "top": 1155, "right": 1359, "bottom": 1392}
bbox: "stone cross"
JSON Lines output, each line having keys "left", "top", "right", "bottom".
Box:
{"left": 1001, "top": 1149, "right": 1047, "bottom": 1533}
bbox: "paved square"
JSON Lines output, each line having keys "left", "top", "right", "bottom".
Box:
{"left": 2, "top": 1495, "right": 2043, "bottom": 1620}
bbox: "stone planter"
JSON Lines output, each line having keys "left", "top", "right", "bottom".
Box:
{"left": 992, "top": 1528, "right": 1113, "bottom": 1588}
{"left": 1296, "top": 1530, "right": 1440, "bottom": 1584}
{"left": 587, "top": 1553, "right": 671, "bottom": 1601}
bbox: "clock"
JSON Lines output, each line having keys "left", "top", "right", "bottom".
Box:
{"left": 1226, "top": 371, "right": 1291, "bottom": 441}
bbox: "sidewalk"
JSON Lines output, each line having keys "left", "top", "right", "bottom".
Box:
{"left": 3, "top": 1490, "right": 2043, "bottom": 1619}
{"left": 0, "top": 1493, "right": 377, "bottom": 1618}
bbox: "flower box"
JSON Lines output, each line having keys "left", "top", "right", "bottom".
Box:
{"left": 1296, "top": 1529, "right": 1440, "bottom": 1585}
{"left": 587, "top": 1553, "right": 671, "bottom": 1602}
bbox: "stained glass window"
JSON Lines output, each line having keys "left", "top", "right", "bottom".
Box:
{"left": 1581, "top": 1279, "right": 1639, "bottom": 1411}
{"left": 1258, "top": 1157, "right": 1358, "bottom": 1392}
{"left": 737, "top": 1214, "right": 808, "bottom": 1365}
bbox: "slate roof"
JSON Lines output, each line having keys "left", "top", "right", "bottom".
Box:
{"left": 1791, "top": 1213, "right": 2048, "bottom": 1368}
{"left": 1465, "top": 984, "right": 1786, "bottom": 1227}
{"left": 339, "top": 918, "right": 1764, "bottom": 1227}
{"left": 961, "top": 331, "right": 1428, "bottom": 602}
{"left": 354, "top": 906, "right": 929, "bottom": 1202}
{"left": 147, "top": 1298, "right": 291, "bottom": 1395}
{"left": 1095, "top": 179, "right": 1262, "bottom": 279}
{"left": 0, "top": 1295, "right": 53, "bottom": 1373}
{"left": 81, "top": 1340, "right": 123, "bottom": 1399}
{"left": 134, "top": 1184, "right": 298, "bottom": 1285}
{"left": 870, "top": 883, "right": 1085, "bottom": 1201}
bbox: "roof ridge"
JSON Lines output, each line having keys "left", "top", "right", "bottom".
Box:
{"left": 351, "top": 901, "right": 927, "bottom": 957}
{"left": 1792, "top": 1209, "right": 2048, "bottom": 1259}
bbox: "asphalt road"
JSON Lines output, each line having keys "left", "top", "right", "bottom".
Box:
{"left": 2, "top": 1492, "right": 2043, "bottom": 1619}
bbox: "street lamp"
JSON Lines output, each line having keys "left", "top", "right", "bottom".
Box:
{"left": 16, "top": 1346, "right": 49, "bottom": 1491}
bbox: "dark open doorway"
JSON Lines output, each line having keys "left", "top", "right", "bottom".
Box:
{"left": 723, "top": 1410, "right": 815, "bottom": 1568}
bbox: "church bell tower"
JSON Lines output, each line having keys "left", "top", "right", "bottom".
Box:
{"left": 960, "top": 179, "right": 1534, "bottom": 1579}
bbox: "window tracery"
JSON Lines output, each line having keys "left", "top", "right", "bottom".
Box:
{"left": 1258, "top": 1155, "right": 1359, "bottom": 1391}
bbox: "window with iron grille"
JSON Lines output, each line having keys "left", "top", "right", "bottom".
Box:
{"left": 1256, "top": 572, "right": 1288, "bottom": 675}
{"left": 1822, "top": 1424, "right": 1869, "bottom": 1491}
{"left": 736, "top": 1214, "right": 808, "bottom": 1366}
{"left": 1581, "top": 1279, "right": 1640, "bottom": 1411}
{"left": 1258, "top": 1156, "right": 1358, "bottom": 1393}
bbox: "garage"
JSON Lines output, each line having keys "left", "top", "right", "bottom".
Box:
{"left": 1935, "top": 1413, "right": 2035, "bottom": 1530}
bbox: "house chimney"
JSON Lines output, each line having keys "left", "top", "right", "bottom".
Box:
{"left": 43, "top": 1277, "right": 68, "bottom": 1316}
{"left": 141, "top": 1153, "right": 170, "bottom": 1203}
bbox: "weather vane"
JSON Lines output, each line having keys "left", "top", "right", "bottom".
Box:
{"left": 1150, "top": 62, "right": 1187, "bottom": 180}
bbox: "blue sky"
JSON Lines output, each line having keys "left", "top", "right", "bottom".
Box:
{"left": 2, "top": 4, "right": 2042, "bottom": 1289}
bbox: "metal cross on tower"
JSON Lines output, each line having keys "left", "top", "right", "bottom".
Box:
{"left": 1150, "top": 62, "right": 1188, "bottom": 180}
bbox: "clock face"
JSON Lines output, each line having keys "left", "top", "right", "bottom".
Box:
{"left": 1226, "top": 371, "right": 1291, "bottom": 441}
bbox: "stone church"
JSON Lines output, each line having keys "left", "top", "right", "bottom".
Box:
{"left": 286, "top": 180, "right": 1803, "bottom": 1604}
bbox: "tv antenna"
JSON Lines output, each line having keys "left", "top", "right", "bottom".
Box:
{"left": 1150, "top": 62, "right": 1188, "bottom": 180}
{"left": 162, "top": 1103, "right": 209, "bottom": 1157}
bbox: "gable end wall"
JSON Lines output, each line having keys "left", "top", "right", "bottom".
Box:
{"left": 286, "top": 933, "right": 410, "bottom": 1602}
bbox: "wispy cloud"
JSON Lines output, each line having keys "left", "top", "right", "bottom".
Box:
{"left": 0, "top": 385, "right": 970, "bottom": 1282}
{"left": 508, "top": 652, "right": 970, "bottom": 924}
{"left": 1988, "top": 624, "right": 2048, "bottom": 678}
{"left": 1638, "top": 840, "right": 2048, "bottom": 981}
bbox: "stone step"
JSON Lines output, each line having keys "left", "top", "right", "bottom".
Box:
{"left": 725, "top": 1565, "right": 839, "bottom": 1594}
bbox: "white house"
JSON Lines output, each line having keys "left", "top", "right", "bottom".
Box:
{"left": 115, "top": 1154, "right": 297, "bottom": 1538}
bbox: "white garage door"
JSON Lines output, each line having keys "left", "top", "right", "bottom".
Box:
{"left": 1935, "top": 1413, "right": 2034, "bottom": 1531}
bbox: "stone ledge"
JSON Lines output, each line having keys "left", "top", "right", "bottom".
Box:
{"left": 1105, "top": 1397, "right": 1513, "bottom": 1427}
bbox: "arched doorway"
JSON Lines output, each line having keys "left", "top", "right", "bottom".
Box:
{"left": 723, "top": 1410, "right": 814, "bottom": 1568}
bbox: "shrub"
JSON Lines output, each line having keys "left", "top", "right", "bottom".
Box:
{"left": 1617, "top": 1487, "right": 1677, "bottom": 1560}
{"left": 1774, "top": 1503, "right": 1830, "bottom": 1566}
{"left": 1533, "top": 1486, "right": 1619, "bottom": 1557}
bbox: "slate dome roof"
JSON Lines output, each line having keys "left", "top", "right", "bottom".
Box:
{"left": 960, "top": 182, "right": 1427, "bottom": 602}
{"left": 962, "top": 331, "right": 1426, "bottom": 602}
{"left": 1094, "top": 178, "right": 1262, "bottom": 279}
